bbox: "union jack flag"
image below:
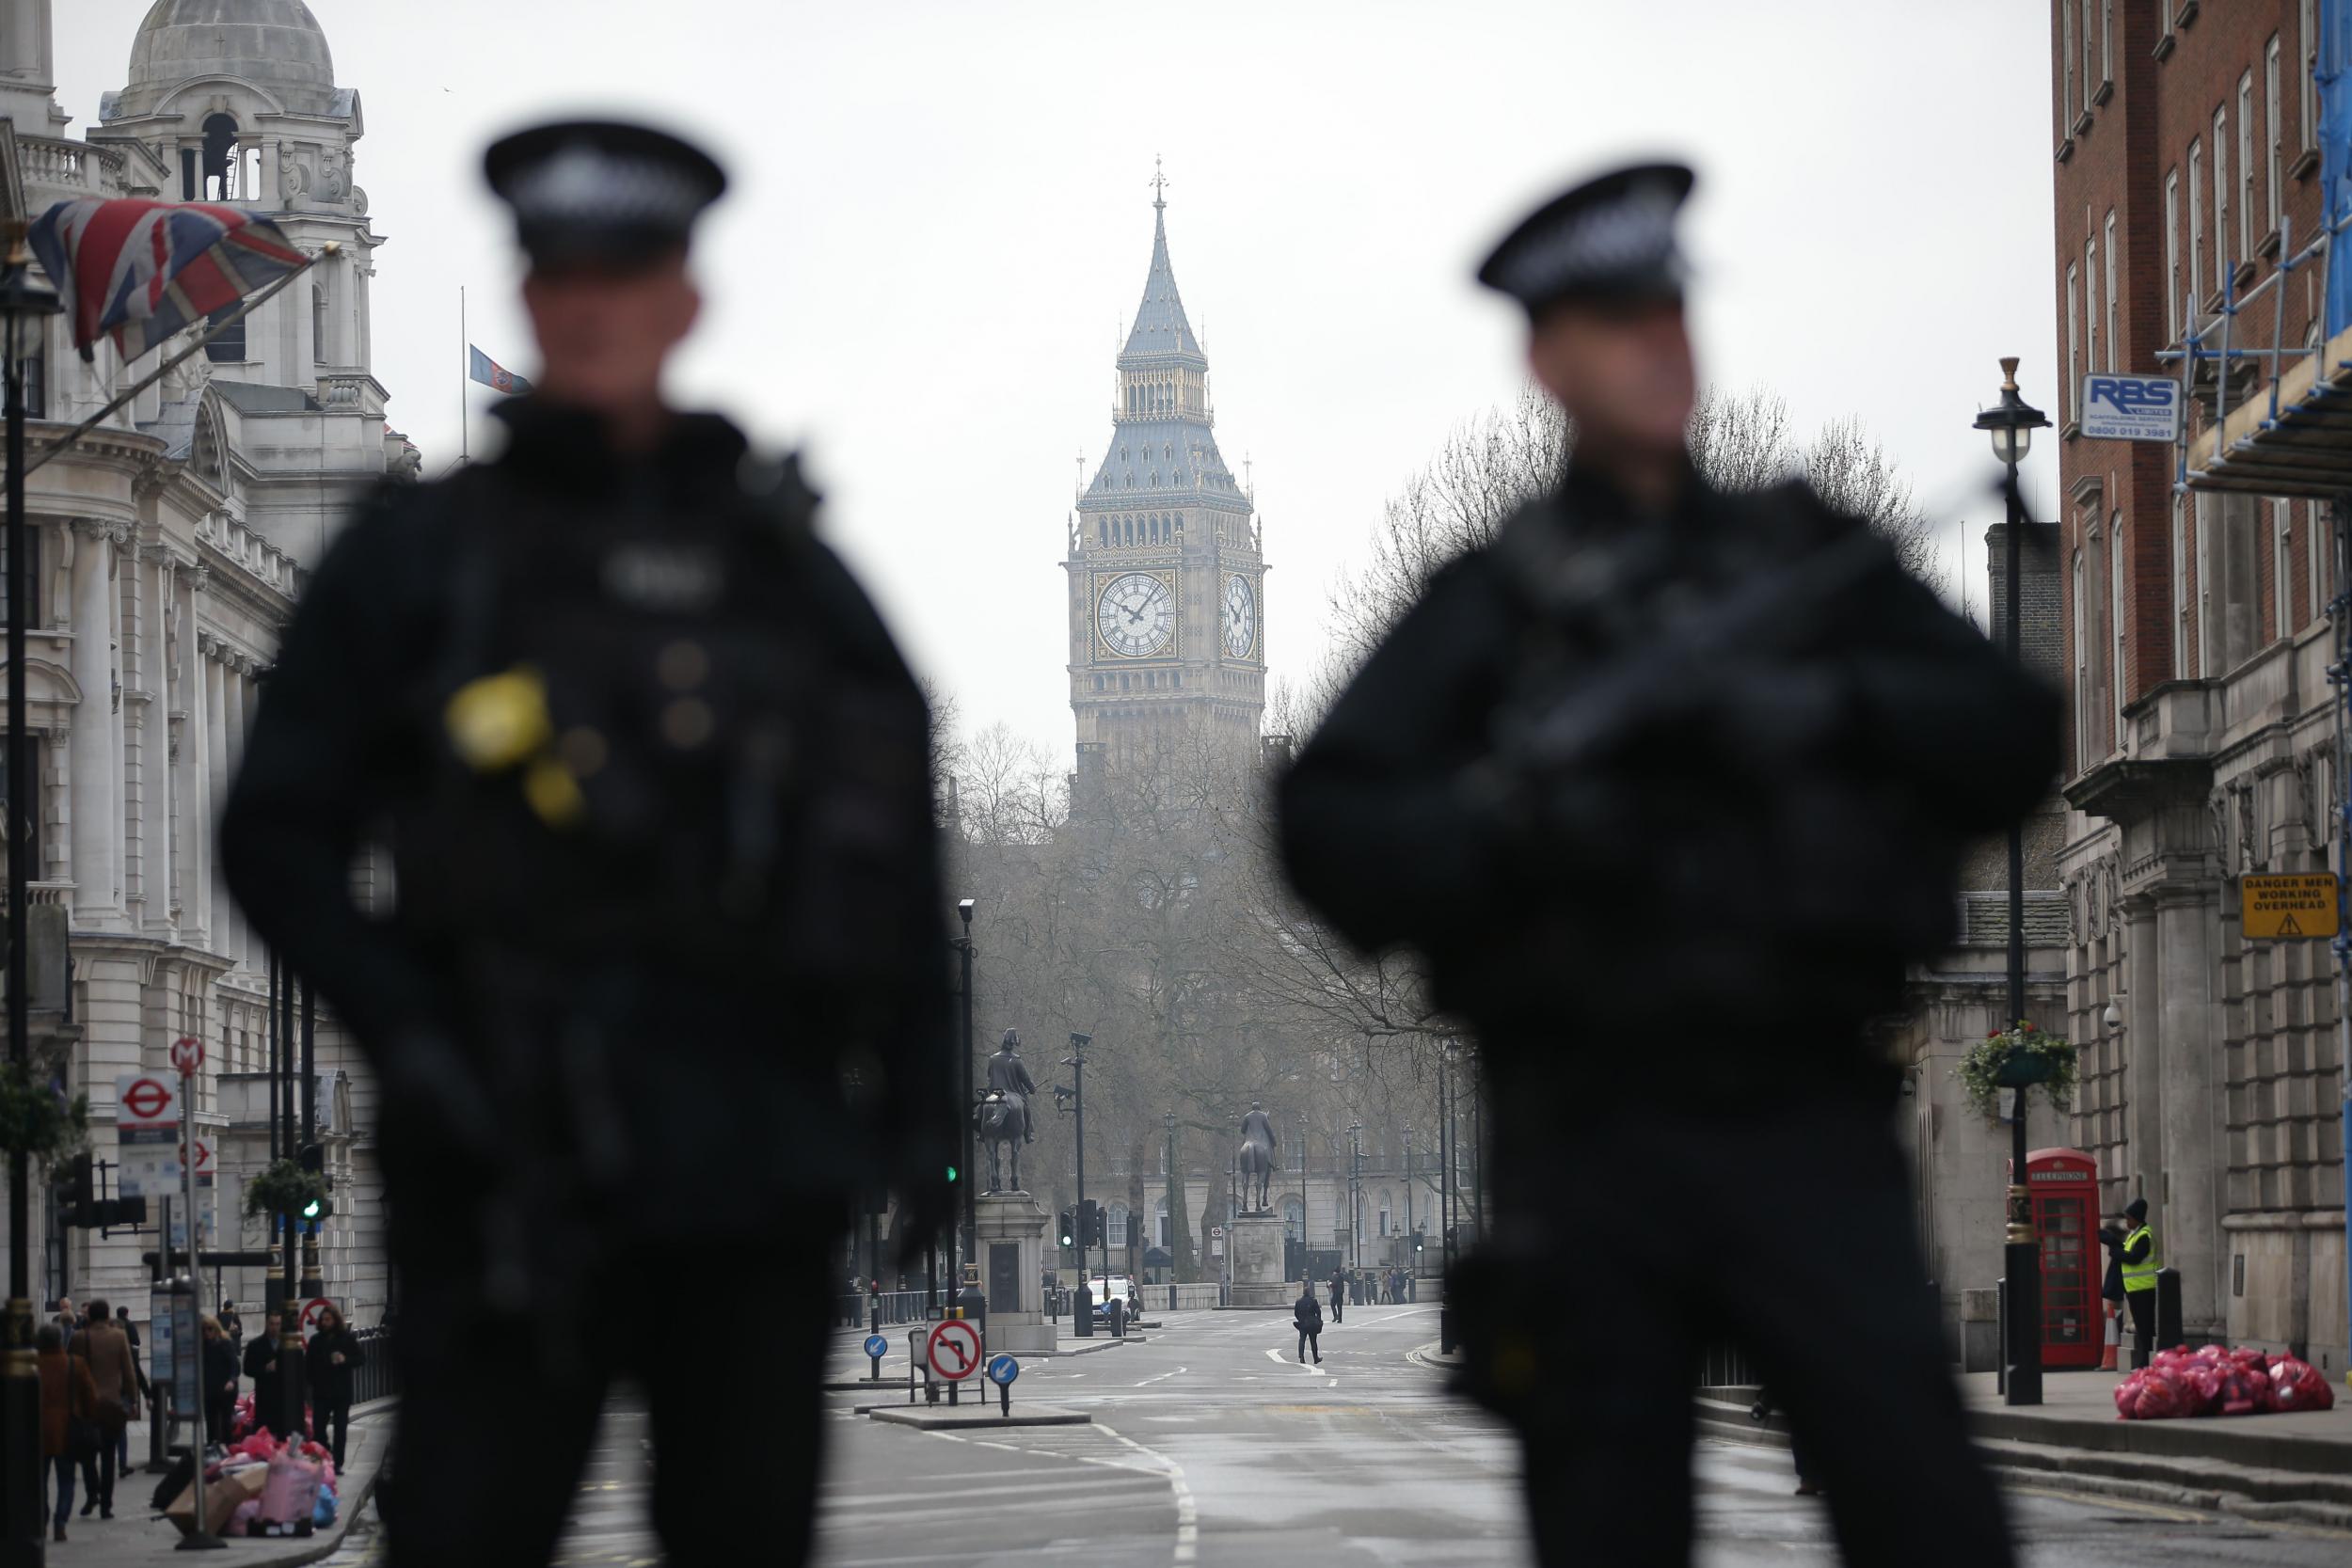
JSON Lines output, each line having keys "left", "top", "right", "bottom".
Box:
{"left": 26, "top": 198, "right": 308, "bottom": 363}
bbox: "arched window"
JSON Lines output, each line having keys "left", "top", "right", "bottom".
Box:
{"left": 1378, "top": 1191, "right": 1393, "bottom": 1237}
{"left": 1281, "top": 1197, "right": 1303, "bottom": 1242}
{"left": 1107, "top": 1205, "right": 1129, "bottom": 1248}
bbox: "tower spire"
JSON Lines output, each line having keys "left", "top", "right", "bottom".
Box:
{"left": 1151, "top": 153, "right": 1168, "bottom": 215}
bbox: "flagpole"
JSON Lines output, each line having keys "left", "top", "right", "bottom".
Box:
{"left": 459, "top": 285, "right": 469, "bottom": 465}
{"left": 20, "top": 244, "right": 335, "bottom": 480}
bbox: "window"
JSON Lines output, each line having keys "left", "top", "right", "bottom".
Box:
{"left": 2188, "top": 140, "right": 2205, "bottom": 312}
{"left": 0, "top": 734, "right": 38, "bottom": 885}
{"left": 2238, "top": 73, "right": 2256, "bottom": 261}
{"left": 2276, "top": 499, "right": 2296, "bottom": 633}
{"left": 2085, "top": 237, "right": 2100, "bottom": 381}
{"left": 1281, "top": 1197, "right": 1303, "bottom": 1242}
{"left": 2201, "top": 493, "right": 2263, "bottom": 671}
{"left": 2173, "top": 492, "right": 2190, "bottom": 678}
{"left": 2104, "top": 212, "right": 2120, "bottom": 372}
{"left": 2074, "top": 548, "right": 2090, "bottom": 766}
{"left": 1107, "top": 1204, "right": 1129, "bottom": 1249}
{"left": 2212, "top": 107, "right": 2231, "bottom": 292}
{"left": 2304, "top": 0, "right": 2320, "bottom": 156}
{"left": 2066, "top": 265, "right": 2081, "bottom": 425}
{"left": 202, "top": 301, "right": 245, "bottom": 364}
{"left": 2267, "top": 38, "right": 2285, "bottom": 231}
{"left": 2312, "top": 500, "right": 2328, "bottom": 629}
{"left": 1154, "top": 1198, "right": 1169, "bottom": 1249}
{"left": 2111, "top": 515, "right": 2127, "bottom": 752}
{"left": 0, "top": 517, "right": 35, "bottom": 626}
{"left": 2101, "top": 1, "right": 2112, "bottom": 88}
{"left": 2083, "top": 2, "right": 2097, "bottom": 110}
{"left": 2062, "top": 6, "right": 2077, "bottom": 128}
{"left": 2165, "top": 172, "right": 2182, "bottom": 342}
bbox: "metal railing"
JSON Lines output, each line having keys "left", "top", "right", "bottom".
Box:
{"left": 837, "top": 1290, "right": 932, "bottom": 1329}
{"left": 348, "top": 1325, "right": 394, "bottom": 1405}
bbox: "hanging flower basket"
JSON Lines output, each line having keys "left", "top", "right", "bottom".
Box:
{"left": 1955, "top": 1022, "right": 2077, "bottom": 1122}
{"left": 244, "top": 1158, "right": 328, "bottom": 1218}
{"left": 0, "top": 1062, "right": 87, "bottom": 1163}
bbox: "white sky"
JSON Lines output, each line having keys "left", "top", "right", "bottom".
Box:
{"left": 56, "top": 1, "right": 2059, "bottom": 760}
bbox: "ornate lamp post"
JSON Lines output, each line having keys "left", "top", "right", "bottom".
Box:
{"left": 1346, "top": 1122, "right": 1363, "bottom": 1273}
{"left": 1164, "top": 1109, "right": 1178, "bottom": 1282}
{"left": 1, "top": 220, "right": 57, "bottom": 1568}
{"left": 1974, "top": 356, "right": 2049, "bottom": 1408}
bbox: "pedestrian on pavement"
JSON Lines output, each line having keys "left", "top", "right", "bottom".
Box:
{"left": 2095, "top": 1212, "right": 2128, "bottom": 1367}
{"left": 51, "top": 1297, "right": 78, "bottom": 1338}
{"left": 1294, "top": 1285, "right": 1325, "bottom": 1364}
{"left": 115, "top": 1308, "right": 146, "bottom": 1476}
{"left": 307, "top": 1304, "right": 366, "bottom": 1469}
{"left": 216, "top": 119, "right": 956, "bottom": 1568}
{"left": 1328, "top": 1270, "right": 1344, "bottom": 1324}
{"left": 220, "top": 1300, "right": 244, "bottom": 1351}
{"left": 2119, "top": 1197, "right": 2159, "bottom": 1368}
{"left": 200, "top": 1315, "right": 240, "bottom": 1449}
{"left": 244, "top": 1309, "right": 286, "bottom": 1438}
{"left": 1278, "top": 160, "right": 2049, "bottom": 1567}
{"left": 38, "top": 1323, "right": 96, "bottom": 1544}
{"left": 67, "top": 1300, "right": 139, "bottom": 1519}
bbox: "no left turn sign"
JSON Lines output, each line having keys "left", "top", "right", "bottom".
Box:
{"left": 926, "top": 1319, "right": 983, "bottom": 1382}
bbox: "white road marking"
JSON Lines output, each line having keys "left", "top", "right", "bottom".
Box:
{"left": 1091, "top": 1419, "right": 1199, "bottom": 1568}
{"left": 1135, "top": 1366, "right": 1186, "bottom": 1386}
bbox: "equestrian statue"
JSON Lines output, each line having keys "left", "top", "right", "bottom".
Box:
{"left": 1238, "top": 1101, "right": 1279, "bottom": 1213}
{"left": 976, "top": 1028, "right": 1037, "bottom": 1194}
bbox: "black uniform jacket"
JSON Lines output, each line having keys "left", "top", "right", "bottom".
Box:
{"left": 218, "top": 401, "right": 957, "bottom": 1238}
{"left": 1278, "top": 464, "right": 2061, "bottom": 1083}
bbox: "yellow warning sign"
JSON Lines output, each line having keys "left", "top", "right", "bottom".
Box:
{"left": 2240, "top": 872, "right": 2340, "bottom": 940}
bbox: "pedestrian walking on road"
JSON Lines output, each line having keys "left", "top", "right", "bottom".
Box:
{"left": 1294, "top": 1286, "right": 1324, "bottom": 1364}
{"left": 67, "top": 1301, "right": 139, "bottom": 1519}
{"left": 1278, "top": 160, "right": 2049, "bottom": 1567}
{"left": 1327, "top": 1270, "right": 1344, "bottom": 1324}
{"left": 200, "top": 1316, "right": 239, "bottom": 1448}
{"left": 217, "top": 119, "right": 957, "bottom": 1568}
{"left": 2119, "top": 1197, "right": 2159, "bottom": 1369}
{"left": 244, "top": 1310, "right": 286, "bottom": 1439}
{"left": 38, "top": 1323, "right": 96, "bottom": 1544}
{"left": 307, "top": 1304, "right": 366, "bottom": 1469}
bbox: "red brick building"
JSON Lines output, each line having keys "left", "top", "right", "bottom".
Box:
{"left": 2049, "top": 0, "right": 2344, "bottom": 1374}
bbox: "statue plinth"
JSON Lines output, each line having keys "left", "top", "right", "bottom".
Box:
{"left": 973, "top": 1190, "right": 1056, "bottom": 1354}
{"left": 1223, "top": 1212, "right": 1291, "bottom": 1308}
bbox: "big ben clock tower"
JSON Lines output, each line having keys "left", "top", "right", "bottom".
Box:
{"left": 1066, "top": 170, "right": 1266, "bottom": 790}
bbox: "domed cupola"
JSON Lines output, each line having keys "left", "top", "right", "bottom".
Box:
{"left": 119, "top": 0, "right": 336, "bottom": 118}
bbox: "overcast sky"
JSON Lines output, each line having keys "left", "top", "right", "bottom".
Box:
{"left": 56, "top": 1, "right": 2058, "bottom": 761}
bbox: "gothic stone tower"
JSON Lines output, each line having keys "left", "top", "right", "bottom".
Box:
{"left": 1065, "top": 178, "right": 1265, "bottom": 788}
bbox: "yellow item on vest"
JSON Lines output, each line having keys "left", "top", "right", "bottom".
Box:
{"left": 2121, "top": 1224, "right": 2159, "bottom": 1292}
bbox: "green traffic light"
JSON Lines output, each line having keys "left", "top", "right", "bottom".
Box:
{"left": 302, "top": 1199, "right": 322, "bottom": 1219}
{"left": 946, "top": 1164, "right": 959, "bottom": 1184}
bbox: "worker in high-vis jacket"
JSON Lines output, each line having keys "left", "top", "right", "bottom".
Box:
{"left": 2119, "top": 1196, "right": 2160, "bottom": 1368}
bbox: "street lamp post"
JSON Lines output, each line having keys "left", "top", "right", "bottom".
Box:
{"left": 949, "top": 899, "right": 975, "bottom": 1321}
{"left": 1403, "top": 1125, "right": 1413, "bottom": 1247}
{"left": 1164, "top": 1110, "right": 1178, "bottom": 1283}
{"left": 1, "top": 217, "right": 59, "bottom": 1568}
{"left": 1347, "top": 1123, "right": 1362, "bottom": 1273}
{"left": 1974, "top": 356, "right": 2051, "bottom": 1409}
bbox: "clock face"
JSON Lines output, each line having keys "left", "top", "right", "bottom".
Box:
{"left": 1222, "top": 574, "right": 1257, "bottom": 659}
{"left": 1097, "top": 572, "right": 1175, "bottom": 657}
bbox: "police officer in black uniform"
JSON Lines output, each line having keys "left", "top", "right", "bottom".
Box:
{"left": 219, "top": 120, "right": 956, "bottom": 1568}
{"left": 1278, "top": 164, "right": 2057, "bottom": 1566}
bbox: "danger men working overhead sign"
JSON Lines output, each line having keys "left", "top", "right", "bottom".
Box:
{"left": 2239, "top": 872, "right": 2339, "bottom": 940}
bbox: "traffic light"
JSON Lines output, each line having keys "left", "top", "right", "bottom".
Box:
{"left": 946, "top": 1162, "right": 960, "bottom": 1186}
{"left": 1057, "top": 1208, "right": 1076, "bottom": 1250}
{"left": 1077, "top": 1197, "right": 1100, "bottom": 1250}
{"left": 297, "top": 1142, "right": 334, "bottom": 1220}
{"left": 56, "top": 1156, "right": 146, "bottom": 1229}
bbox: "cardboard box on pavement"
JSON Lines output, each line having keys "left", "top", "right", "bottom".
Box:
{"left": 165, "top": 1463, "right": 268, "bottom": 1537}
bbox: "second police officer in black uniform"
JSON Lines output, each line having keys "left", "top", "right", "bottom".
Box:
{"left": 1279, "top": 164, "right": 2058, "bottom": 1565}
{"left": 220, "top": 121, "right": 957, "bottom": 1567}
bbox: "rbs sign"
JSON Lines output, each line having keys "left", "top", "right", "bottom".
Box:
{"left": 2079, "top": 374, "right": 2182, "bottom": 443}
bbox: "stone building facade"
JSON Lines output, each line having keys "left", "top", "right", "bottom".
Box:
{"left": 2045, "top": 0, "right": 2345, "bottom": 1375}
{"left": 0, "top": 0, "right": 404, "bottom": 1332}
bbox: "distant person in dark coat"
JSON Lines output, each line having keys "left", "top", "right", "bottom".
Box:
{"left": 1294, "top": 1286, "right": 1324, "bottom": 1364}
{"left": 1327, "top": 1271, "right": 1344, "bottom": 1324}
{"left": 38, "top": 1323, "right": 95, "bottom": 1544}
{"left": 243, "top": 1310, "right": 287, "bottom": 1438}
{"left": 307, "top": 1305, "right": 367, "bottom": 1468}
{"left": 2096, "top": 1212, "right": 2129, "bottom": 1365}
{"left": 67, "top": 1302, "right": 139, "bottom": 1518}
{"left": 200, "top": 1316, "right": 240, "bottom": 1447}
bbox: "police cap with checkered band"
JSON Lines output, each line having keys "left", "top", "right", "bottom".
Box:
{"left": 485, "top": 119, "right": 727, "bottom": 272}
{"left": 1476, "top": 161, "right": 1695, "bottom": 317}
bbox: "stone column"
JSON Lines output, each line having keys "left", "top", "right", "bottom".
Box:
{"left": 2155, "top": 882, "right": 2225, "bottom": 1338}
{"left": 109, "top": 532, "right": 127, "bottom": 906}
{"left": 67, "top": 519, "right": 118, "bottom": 924}
{"left": 222, "top": 658, "right": 246, "bottom": 969}
{"left": 175, "top": 569, "right": 208, "bottom": 943}
{"left": 202, "top": 641, "right": 228, "bottom": 960}
{"left": 136, "top": 546, "right": 172, "bottom": 933}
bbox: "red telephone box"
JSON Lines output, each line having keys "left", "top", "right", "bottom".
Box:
{"left": 2017, "top": 1147, "right": 2101, "bottom": 1369}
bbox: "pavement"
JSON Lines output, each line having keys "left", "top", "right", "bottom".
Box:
{"left": 40, "top": 1400, "right": 392, "bottom": 1566}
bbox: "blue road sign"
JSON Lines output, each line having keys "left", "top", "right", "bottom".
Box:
{"left": 865, "top": 1334, "right": 889, "bottom": 1359}
{"left": 987, "top": 1353, "right": 1021, "bottom": 1386}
